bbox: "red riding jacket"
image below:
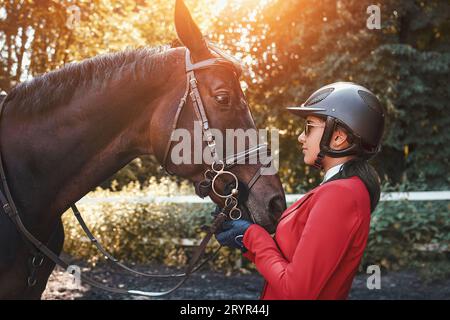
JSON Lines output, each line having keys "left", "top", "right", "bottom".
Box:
{"left": 243, "top": 176, "right": 371, "bottom": 300}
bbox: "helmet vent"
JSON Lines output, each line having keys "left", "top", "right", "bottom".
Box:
{"left": 304, "top": 88, "right": 334, "bottom": 106}
{"left": 358, "top": 90, "right": 383, "bottom": 114}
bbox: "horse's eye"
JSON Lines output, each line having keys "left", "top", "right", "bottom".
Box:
{"left": 214, "top": 94, "right": 230, "bottom": 106}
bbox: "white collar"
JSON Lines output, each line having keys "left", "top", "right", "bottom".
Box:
{"left": 321, "top": 163, "right": 345, "bottom": 185}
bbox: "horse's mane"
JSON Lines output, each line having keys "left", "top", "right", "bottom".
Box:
{"left": 5, "top": 46, "right": 171, "bottom": 115}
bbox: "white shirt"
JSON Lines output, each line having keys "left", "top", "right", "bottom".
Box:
{"left": 320, "top": 163, "right": 345, "bottom": 185}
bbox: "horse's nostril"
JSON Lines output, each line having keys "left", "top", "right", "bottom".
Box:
{"left": 268, "top": 195, "right": 285, "bottom": 222}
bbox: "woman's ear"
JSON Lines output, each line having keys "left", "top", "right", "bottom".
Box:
{"left": 331, "top": 128, "right": 349, "bottom": 149}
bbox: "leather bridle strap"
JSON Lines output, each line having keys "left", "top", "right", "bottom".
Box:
{"left": 222, "top": 143, "right": 272, "bottom": 191}
{"left": 161, "top": 75, "right": 190, "bottom": 175}
{"left": 185, "top": 50, "right": 230, "bottom": 164}
{"left": 161, "top": 49, "right": 239, "bottom": 174}
{"left": 223, "top": 143, "right": 269, "bottom": 168}
{"left": 71, "top": 204, "right": 221, "bottom": 278}
{"left": 161, "top": 49, "right": 273, "bottom": 203}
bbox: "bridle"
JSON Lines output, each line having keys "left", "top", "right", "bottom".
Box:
{"left": 161, "top": 46, "right": 272, "bottom": 222}
{"left": 0, "top": 44, "right": 272, "bottom": 297}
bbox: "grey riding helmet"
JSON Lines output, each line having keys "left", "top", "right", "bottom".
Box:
{"left": 287, "top": 82, "right": 385, "bottom": 168}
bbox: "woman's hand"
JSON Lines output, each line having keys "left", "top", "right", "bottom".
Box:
{"left": 215, "top": 220, "right": 253, "bottom": 252}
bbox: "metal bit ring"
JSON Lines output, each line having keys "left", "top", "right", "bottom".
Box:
{"left": 225, "top": 196, "right": 238, "bottom": 209}
{"left": 229, "top": 207, "right": 242, "bottom": 220}
{"left": 211, "top": 171, "right": 239, "bottom": 199}
{"left": 211, "top": 160, "right": 224, "bottom": 173}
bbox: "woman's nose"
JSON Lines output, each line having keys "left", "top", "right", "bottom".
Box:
{"left": 298, "top": 131, "right": 306, "bottom": 144}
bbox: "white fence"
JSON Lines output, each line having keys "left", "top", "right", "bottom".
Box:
{"left": 78, "top": 191, "right": 450, "bottom": 205}
{"left": 75, "top": 191, "right": 450, "bottom": 263}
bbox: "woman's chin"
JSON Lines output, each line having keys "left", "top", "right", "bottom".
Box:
{"left": 303, "top": 156, "right": 314, "bottom": 166}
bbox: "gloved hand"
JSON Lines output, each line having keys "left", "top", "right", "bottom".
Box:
{"left": 215, "top": 219, "right": 253, "bottom": 252}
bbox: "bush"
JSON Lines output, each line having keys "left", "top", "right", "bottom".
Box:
{"left": 62, "top": 178, "right": 449, "bottom": 275}
{"left": 360, "top": 180, "right": 450, "bottom": 272}
{"left": 361, "top": 199, "right": 449, "bottom": 271}
{"left": 62, "top": 178, "right": 245, "bottom": 272}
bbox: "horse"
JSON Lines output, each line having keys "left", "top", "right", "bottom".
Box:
{"left": 0, "top": 0, "right": 286, "bottom": 299}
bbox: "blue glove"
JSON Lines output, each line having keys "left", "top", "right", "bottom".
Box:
{"left": 215, "top": 219, "right": 252, "bottom": 252}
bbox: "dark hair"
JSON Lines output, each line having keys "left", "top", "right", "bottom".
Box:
{"left": 326, "top": 158, "right": 381, "bottom": 213}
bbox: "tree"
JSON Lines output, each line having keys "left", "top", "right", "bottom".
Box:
{"left": 1, "top": 0, "right": 448, "bottom": 190}
{"left": 208, "top": 0, "right": 449, "bottom": 190}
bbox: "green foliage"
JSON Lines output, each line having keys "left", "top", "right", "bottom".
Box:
{"left": 1, "top": 0, "right": 448, "bottom": 190}
{"left": 63, "top": 201, "right": 249, "bottom": 272}
{"left": 361, "top": 199, "right": 449, "bottom": 271}
{"left": 62, "top": 180, "right": 449, "bottom": 274}
{"left": 209, "top": 0, "right": 449, "bottom": 190}
{"left": 99, "top": 156, "right": 169, "bottom": 189}
{"left": 62, "top": 180, "right": 247, "bottom": 272}
{"left": 1, "top": 0, "right": 76, "bottom": 89}
{"left": 360, "top": 179, "right": 450, "bottom": 271}
{"left": 2, "top": 1, "right": 448, "bottom": 275}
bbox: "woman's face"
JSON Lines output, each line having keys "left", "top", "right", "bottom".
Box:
{"left": 297, "top": 116, "right": 325, "bottom": 165}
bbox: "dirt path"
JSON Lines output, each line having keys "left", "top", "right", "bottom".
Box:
{"left": 42, "top": 260, "right": 450, "bottom": 300}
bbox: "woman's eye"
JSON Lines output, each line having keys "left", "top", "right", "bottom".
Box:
{"left": 215, "top": 94, "right": 230, "bottom": 105}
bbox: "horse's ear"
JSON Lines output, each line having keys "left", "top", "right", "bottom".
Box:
{"left": 174, "top": 0, "right": 209, "bottom": 59}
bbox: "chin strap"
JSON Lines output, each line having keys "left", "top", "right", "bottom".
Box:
{"left": 313, "top": 116, "right": 363, "bottom": 169}
{"left": 313, "top": 151, "right": 325, "bottom": 170}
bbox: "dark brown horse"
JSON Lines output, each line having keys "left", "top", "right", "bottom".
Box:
{"left": 0, "top": 1, "right": 286, "bottom": 299}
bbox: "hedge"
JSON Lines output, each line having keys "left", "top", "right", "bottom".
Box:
{"left": 62, "top": 179, "right": 449, "bottom": 274}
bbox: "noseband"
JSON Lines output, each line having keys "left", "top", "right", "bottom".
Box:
{"left": 0, "top": 46, "right": 272, "bottom": 297}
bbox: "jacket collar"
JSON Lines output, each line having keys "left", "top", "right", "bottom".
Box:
{"left": 280, "top": 189, "right": 315, "bottom": 221}
{"left": 320, "top": 163, "right": 344, "bottom": 185}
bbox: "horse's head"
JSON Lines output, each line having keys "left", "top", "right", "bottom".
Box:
{"left": 150, "top": 0, "right": 286, "bottom": 233}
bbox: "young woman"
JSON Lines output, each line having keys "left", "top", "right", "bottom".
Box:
{"left": 215, "top": 82, "right": 385, "bottom": 299}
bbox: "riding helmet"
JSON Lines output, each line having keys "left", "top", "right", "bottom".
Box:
{"left": 287, "top": 82, "right": 385, "bottom": 168}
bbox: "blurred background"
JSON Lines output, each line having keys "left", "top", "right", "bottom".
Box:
{"left": 1, "top": 0, "right": 449, "bottom": 299}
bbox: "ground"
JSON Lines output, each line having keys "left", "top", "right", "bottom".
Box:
{"left": 41, "top": 257, "right": 450, "bottom": 300}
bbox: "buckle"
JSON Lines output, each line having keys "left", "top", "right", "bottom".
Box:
{"left": 207, "top": 139, "right": 216, "bottom": 149}
{"left": 2, "top": 203, "right": 12, "bottom": 215}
